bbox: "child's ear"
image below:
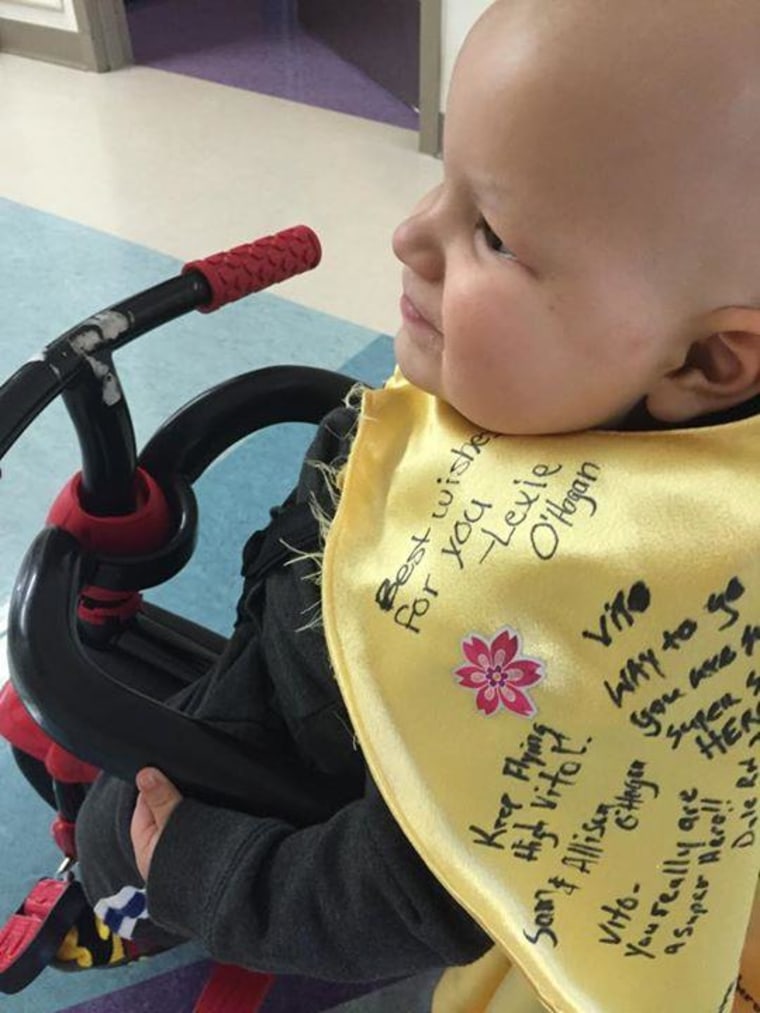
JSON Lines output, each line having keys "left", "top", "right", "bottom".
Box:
{"left": 646, "top": 309, "right": 760, "bottom": 423}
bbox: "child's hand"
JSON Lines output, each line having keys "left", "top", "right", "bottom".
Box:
{"left": 130, "top": 767, "right": 183, "bottom": 882}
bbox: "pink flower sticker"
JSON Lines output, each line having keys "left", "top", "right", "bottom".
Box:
{"left": 454, "top": 627, "right": 544, "bottom": 718}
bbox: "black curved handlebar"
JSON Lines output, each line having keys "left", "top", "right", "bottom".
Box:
{"left": 140, "top": 365, "right": 357, "bottom": 484}
{"left": 0, "top": 274, "right": 211, "bottom": 472}
{"left": 0, "top": 228, "right": 322, "bottom": 513}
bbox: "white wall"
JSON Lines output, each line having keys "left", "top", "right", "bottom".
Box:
{"left": 0, "top": 0, "right": 79, "bottom": 31}
{"left": 441, "top": 0, "right": 492, "bottom": 108}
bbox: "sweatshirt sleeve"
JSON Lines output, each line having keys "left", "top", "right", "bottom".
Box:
{"left": 146, "top": 774, "right": 491, "bottom": 981}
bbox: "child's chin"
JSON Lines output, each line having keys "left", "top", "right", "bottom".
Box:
{"left": 393, "top": 333, "right": 441, "bottom": 395}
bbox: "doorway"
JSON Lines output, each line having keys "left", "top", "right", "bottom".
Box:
{"left": 297, "top": 0, "right": 419, "bottom": 114}
{"left": 121, "top": 0, "right": 426, "bottom": 131}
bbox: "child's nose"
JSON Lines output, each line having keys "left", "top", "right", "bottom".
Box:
{"left": 392, "top": 189, "right": 445, "bottom": 282}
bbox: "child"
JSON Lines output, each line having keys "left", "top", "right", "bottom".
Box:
{"left": 76, "top": 1, "right": 760, "bottom": 1009}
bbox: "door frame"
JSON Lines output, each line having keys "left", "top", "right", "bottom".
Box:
{"left": 73, "top": 0, "right": 132, "bottom": 70}
{"left": 418, "top": 0, "right": 442, "bottom": 155}
{"left": 79, "top": 0, "right": 441, "bottom": 155}
{"left": 0, "top": 0, "right": 130, "bottom": 70}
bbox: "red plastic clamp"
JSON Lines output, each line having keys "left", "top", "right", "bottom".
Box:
{"left": 0, "top": 879, "right": 88, "bottom": 993}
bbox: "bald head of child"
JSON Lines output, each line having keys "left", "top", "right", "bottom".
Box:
{"left": 393, "top": 0, "right": 760, "bottom": 435}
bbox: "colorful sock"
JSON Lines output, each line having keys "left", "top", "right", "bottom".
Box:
{"left": 53, "top": 907, "right": 159, "bottom": 971}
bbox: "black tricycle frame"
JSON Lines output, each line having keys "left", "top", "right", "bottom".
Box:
{"left": 0, "top": 228, "right": 357, "bottom": 826}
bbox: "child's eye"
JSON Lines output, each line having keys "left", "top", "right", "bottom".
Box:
{"left": 478, "top": 216, "right": 518, "bottom": 260}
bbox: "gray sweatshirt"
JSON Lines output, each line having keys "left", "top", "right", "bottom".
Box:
{"left": 76, "top": 404, "right": 491, "bottom": 981}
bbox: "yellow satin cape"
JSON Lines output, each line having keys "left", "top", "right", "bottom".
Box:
{"left": 322, "top": 373, "right": 760, "bottom": 1013}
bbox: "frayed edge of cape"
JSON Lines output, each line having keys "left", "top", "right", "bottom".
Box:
{"left": 284, "top": 382, "right": 366, "bottom": 633}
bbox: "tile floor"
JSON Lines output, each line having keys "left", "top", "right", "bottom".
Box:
{"left": 0, "top": 53, "right": 440, "bottom": 337}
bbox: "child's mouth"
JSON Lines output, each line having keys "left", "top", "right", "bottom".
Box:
{"left": 400, "top": 294, "right": 442, "bottom": 338}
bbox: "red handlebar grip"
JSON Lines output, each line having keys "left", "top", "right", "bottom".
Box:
{"left": 183, "top": 225, "right": 322, "bottom": 313}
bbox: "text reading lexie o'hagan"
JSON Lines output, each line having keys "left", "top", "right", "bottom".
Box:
{"left": 374, "top": 431, "right": 603, "bottom": 636}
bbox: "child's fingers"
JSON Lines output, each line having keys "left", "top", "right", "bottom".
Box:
{"left": 135, "top": 767, "right": 183, "bottom": 829}
{"left": 130, "top": 771, "right": 182, "bottom": 882}
{"left": 130, "top": 791, "right": 158, "bottom": 882}
{"left": 131, "top": 790, "right": 154, "bottom": 841}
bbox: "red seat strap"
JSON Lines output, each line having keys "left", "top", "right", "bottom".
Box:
{"left": 193, "top": 964, "right": 274, "bottom": 1013}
